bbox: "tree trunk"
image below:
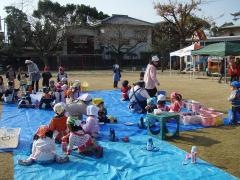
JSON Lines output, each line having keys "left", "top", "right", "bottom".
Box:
{"left": 42, "top": 56, "right": 49, "bottom": 67}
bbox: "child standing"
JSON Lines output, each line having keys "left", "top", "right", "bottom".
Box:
{"left": 121, "top": 80, "right": 131, "bottom": 101}
{"left": 6, "top": 65, "right": 16, "bottom": 87}
{"left": 57, "top": 67, "right": 67, "bottom": 83}
{"left": 82, "top": 105, "right": 100, "bottom": 138}
{"left": 0, "top": 76, "right": 5, "bottom": 100}
{"left": 17, "top": 67, "right": 28, "bottom": 94}
{"left": 113, "top": 64, "right": 121, "bottom": 88}
{"left": 49, "top": 103, "right": 68, "bottom": 143}
{"left": 42, "top": 66, "right": 52, "bottom": 87}
{"left": 228, "top": 81, "right": 240, "bottom": 125}
{"left": 4, "top": 81, "right": 18, "bottom": 103}
{"left": 169, "top": 92, "right": 182, "bottom": 113}
{"left": 18, "top": 125, "right": 69, "bottom": 166}
{"left": 157, "top": 94, "right": 170, "bottom": 112}
{"left": 62, "top": 117, "right": 103, "bottom": 158}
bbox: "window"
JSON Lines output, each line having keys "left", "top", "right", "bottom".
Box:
{"left": 74, "top": 36, "right": 88, "bottom": 44}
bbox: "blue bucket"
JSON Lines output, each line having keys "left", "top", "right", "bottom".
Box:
{"left": 158, "top": 90, "right": 166, "bottom": 96}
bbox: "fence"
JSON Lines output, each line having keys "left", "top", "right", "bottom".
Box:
{"left": 0, "top": 54, "right": 150, "bottom": 72}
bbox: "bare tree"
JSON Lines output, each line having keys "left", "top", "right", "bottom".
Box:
{"left": 154, "top": 0, "right": 210, "bottom": 48}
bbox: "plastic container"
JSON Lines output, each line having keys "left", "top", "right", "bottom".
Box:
{"left": 158, "top": 91, "right": 166, "bottom": 96}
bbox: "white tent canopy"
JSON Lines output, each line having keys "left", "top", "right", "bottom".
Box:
{"left": 170, "top": 44, "right": 195, "bottom": 57}
{"left": 169, "top": 43, "right": 200, "bottom": 76}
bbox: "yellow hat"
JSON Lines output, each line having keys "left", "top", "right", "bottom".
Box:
{"left": 92, "top": 98, "right": 104, "bottom": 106}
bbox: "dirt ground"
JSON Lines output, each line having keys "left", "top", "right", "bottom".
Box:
{"left": 0, "top": 70, "right": 239, "bottom": 179}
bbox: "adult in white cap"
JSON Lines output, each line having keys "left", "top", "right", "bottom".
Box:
{"left": 143, "top": 55, "right": 160, "bottom": 97}
{"left": 25, "top": 60, "right": 41, "bottom": 92}
{"left": 65, "top": 93, "right": 92, "bottom": 120}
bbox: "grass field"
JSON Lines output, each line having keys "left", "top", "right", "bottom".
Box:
{"left": 0, "top": 70, "right": 239, "bottom": 179}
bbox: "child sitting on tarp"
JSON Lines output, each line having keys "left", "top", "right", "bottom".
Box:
{"left": 54, "top": 82, "right": 65, "bottom": 104}
{"left": 18, "top": 91, "right": 34, "bottom": 108}
{"left": 18, "top": 125, "right": 69, "bottom": 166}
{"left": 157, "top": 94, "right": 170, "bottom": 112}
{"left": 49, "top": 80, "right": 56, "bottom": 95}
{"left": 61, "top": 117, "right": 103, "bottom": 158}
{"left": 170, "top": 92, "right": 182, "bottom": 113}
{"left": 49, "top": 103, "right": 68, "bottom": 144}
{"left": 17, "top": 67, "right": 28, "bottom": 94}
{"left": 42, "top": 66, "right": 52, "bottom": 87}
{"left": 145, "top": 97, "right": 157, "bottom": 113}
{"left": 0, "top": 76, "right": 5, "bottom": 100}
{"left": 228, "top": 81, "right": 240, "bottom": 125}
{"left": 66, "top": 81, "right": 81, "bottom": 103}
{"left": 39, "top": 87, "right": 54, "bottom": 110}
{"left": 93, "top": 98, "right": 110, "bottom": 123}
{"left": 82, "top": 105, "right": 100, "bottom": 138}
{"left": 57, "top": 66, "right": 67, "bottom": 83}
{"left": 121, "top": 80, "right": 131, "bottom": 101}
{"left": 4, "top": 81, "right": 18, "bottom": 103}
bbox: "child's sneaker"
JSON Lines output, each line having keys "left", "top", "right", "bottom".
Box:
{"left": 56, "top": 156, "right": 69, "bottom": 163}
{"left": 95, "top": 145, "right": 103, "bottom": 158}
{"left": 18, "top": 159, "right": 32, "bottom": 166}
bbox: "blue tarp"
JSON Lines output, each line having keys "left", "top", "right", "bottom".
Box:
{"left": 0, "top": 90, "right": 236, "bottom": 179}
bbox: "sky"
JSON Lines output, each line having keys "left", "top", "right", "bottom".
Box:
{"left": 0, "top": 0, "right": 239, "bottom": 26}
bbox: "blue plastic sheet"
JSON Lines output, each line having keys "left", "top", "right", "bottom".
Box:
{"left": 0, "top": 90, "right": 236, "bottom": 179}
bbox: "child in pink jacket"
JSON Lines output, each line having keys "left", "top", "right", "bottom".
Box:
{"left": 170, "top": 92, "right": 182, "bottom": 113}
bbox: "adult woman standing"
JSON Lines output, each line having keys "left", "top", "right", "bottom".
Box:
{"left": 143, "top": 56, "right": 160, "bottom": 97}
{"left": 25, "top": 60, "right": 41, "bottom": 92}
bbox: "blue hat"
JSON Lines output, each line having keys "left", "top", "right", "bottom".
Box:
{"left": 231, "top": 81, "right": 239, "bottom": 88}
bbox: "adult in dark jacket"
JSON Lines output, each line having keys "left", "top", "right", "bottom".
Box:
{"left": 25, "top": 60, "right": 41, "bottom": 92}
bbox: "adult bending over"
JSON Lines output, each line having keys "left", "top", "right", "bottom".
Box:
{"left": 144, "top": 56, "right": 160, "bottom": 97}
{"left": 25, "top": 60, "right": 41, "bottom": 92}
{"left": 129, "top": 81, "right": 150, "bottom": 113}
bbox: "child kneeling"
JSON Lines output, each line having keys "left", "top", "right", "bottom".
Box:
{"left": 62, "top": 117, "right": 103, "bottom": 158}
{"left": 18, "top": 125, "right": 69, "bottom": 166}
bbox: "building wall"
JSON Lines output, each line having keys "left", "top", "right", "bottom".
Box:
{"left": 218, "top": 28, "right": 240, "bottom": 36}
{"left": 63, "top": 23, "right": 152, "bottom": 58}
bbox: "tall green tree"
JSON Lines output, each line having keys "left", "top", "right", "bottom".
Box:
{"left": 5, "top": 6, "right": 32, "bottom": 55}
{"left": 32, "top": 0, "right": 109, "bottom": 65}
{"left": 154, "top": 0, "right": 210, "bottom": 48}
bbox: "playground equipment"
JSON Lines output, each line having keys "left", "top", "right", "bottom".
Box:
{"left": 146, "top": 112, "right": 180, "bottom": 140}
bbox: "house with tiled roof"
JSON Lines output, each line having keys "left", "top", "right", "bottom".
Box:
{"left": 63, "top": 14, "right": 153, "bottom": 60}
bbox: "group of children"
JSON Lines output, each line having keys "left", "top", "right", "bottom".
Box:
{"left": 120, "top": 78, "right": 183, "bottom": 114}
{"left": 18, "top": 100, "right": 104, "bottom": 166}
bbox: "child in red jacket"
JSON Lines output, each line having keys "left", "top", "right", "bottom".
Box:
{"left": 121, "top": 80, "right": 131, "bottom": 101}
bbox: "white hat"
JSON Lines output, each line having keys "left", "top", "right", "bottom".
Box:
{"left": 157, "top": 94, "right": 166, "bottom": 102}
{"left": 25, "top": 60, "right": 33, "bottom": 64}
{"left": 78, "top": 93, "right": 92, "bottom": 102}
{"left": 87, "top": 105, "right": 99, "bottom": 116}
{"left": 53, "top": 103, "right": 65, "bottom": 115}
{"left": 152, "top": 56, "right": 159, "bottom": 62}
{"left": 115, "top": 64, "right": 119, "bottom": 68}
